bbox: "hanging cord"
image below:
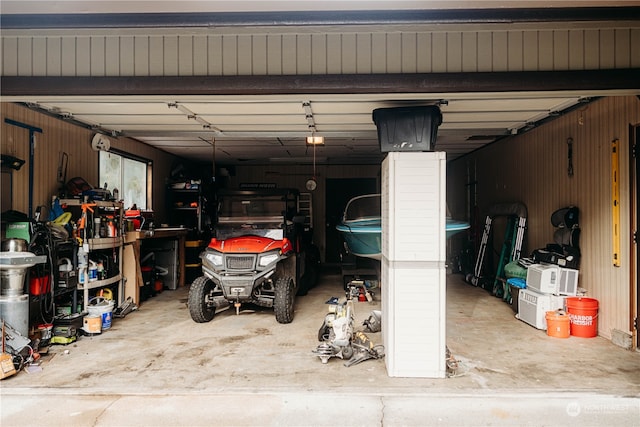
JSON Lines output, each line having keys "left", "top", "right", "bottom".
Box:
{"left": 32, "top": 213, "right": 56, "bottom": 325}
{"left": 41, "top": 224, "right": 56, "bottom": 324}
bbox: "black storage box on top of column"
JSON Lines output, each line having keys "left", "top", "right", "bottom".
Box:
{"left": 372, "top": 105, "right": 443, "bottom": 152}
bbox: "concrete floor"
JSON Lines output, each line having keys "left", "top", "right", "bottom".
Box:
{"left": 1, "top": 267, "right": 639, "bottom": 426}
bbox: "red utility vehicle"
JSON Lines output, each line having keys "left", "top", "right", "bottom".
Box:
{"left": 188, "top": 188, "right": 319, "bottom": 324}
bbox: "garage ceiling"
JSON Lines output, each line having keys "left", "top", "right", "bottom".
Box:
{"left": 3, "top": 1, "right": 639, "bottom": 165}
{"left": 20, "top": 93, "right": 589, "bottom": 164}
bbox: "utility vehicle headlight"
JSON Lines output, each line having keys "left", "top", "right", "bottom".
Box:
{"left": 204, "top": 251, "right": 223, "bottom": 267}
{"left": 258, "top": 252, "right": 279, "bottom": 267}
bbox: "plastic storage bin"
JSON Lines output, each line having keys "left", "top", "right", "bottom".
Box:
{"left": 373, "top": 106, "right": 442, "bottom": 152}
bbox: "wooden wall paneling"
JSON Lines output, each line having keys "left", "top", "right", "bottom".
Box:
{"left": 553, "top": 30, "right": 570, "bottom": 71}
{"left": 208, "top": 35, "right": 223, "bottom": 76}
{"left": 461, "top": 32, "right": 477, "bottom": 72}
{"left": 507, "top": 31, "right": 523, "bottom": 72}
{"left": 148, "top": 36, "right": 164, "bottom": 76}
{"left": 341, "top": 34, "right": 357, "bottom": 74}
{"left": 446, "top": 32, "right": 462, "bottom": 73}
{"left": 583, "top": 29, "right": 601, "bottom": 69}
{"left": 178, "top": 35, "right": 194, "bottom": 76}
{"left": 134, "top": 36, "right": 150, "bottom": 76}
{"left": 193, "top": 35, "right": 208, "bottom": 75}
{"left": 60, "top": 36, "right": 76, "bottom": 76}
{"left": 32, "top": 37, "right": 47, "bottom": 76}
{"left": 492, "top": 31, "right": 508, "bottom": 72}
{"left": 297, "top": 34, "right": 312, "bottom": 75}
{"left": 431, "top": 32, "right": 447, "bottom": 73}
{"left": 476, "top": 32, "right": 493, "bottom": 72}
{"left": 416, "top": 32, "right": 432, "bottom": 72}
{"left": 614, "top": 29, "right": 631, "bottom": 68}
{"left": 401, "top": 33, "right": 417, "bottom": 73}
{"left": 236, "top": 35, "right": 251, "bottom": 76}
{"left": 311, "top": 34, "right": 327, "bottom": 75}
{"left": 281, "top": 34, "right": 296, "bottom": 74}
{"left": 4, "top": 23, "right": 640, "bottom": 78}
{"left": 538, "top": 30, "right": 554, "bottom": 70}
{"left": 16, "top": 37, "right": 31, "bottom": 76}
{"left": 326, "top": 34, "right": 342, "bottom": 74}
{"left": 103, "top": 36, "right": 119, "bottom": 76}
{"left": 163, "top": 35, "right": 179, "bottom": 76}
{"left": 386, "top": 32, "right": 402, "bottom": 74}
{"left": 251, "top": 34, "right": 267, "bottom": 75}
{"left": 369, "top": 33, "right": 385, "bottom": 73}
{"left": 265, "top": 34, "right": 282, "bottom": 75}
{"left": 90, "top": 36, "right": 106, "bottom": 76}
{"left": 120, "top": 36, "right": 135, "bottom": 76}
{"left": 599, "top": 29, "right": 616, "bottom": 69}
{"left": 46, "top": 37, "right": 62, "bottom": 76}
{"left": 355, "top": 33, "right": 369, "bottom": 73}
{"left": 2, "top": 37, "right": 18, "bottom": 76}
{"left": 76, "top": 36, "right": 91, "bottom": 76}
{"left": 568, "top": 30, "right": 585, "bottom": 70}
{"left": 522, "top": 30, "right": 539, "bottom": 70}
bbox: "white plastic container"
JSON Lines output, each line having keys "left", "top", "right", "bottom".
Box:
{"left": 526, "top": 263, "right": 559, "bottom": 294}
{"left": 517, "top": 288, "right": 565, "bottom": 330}
{"left": 526, "top": 263, "right": 579, "bottom": 296}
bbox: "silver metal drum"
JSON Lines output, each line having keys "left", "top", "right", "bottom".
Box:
{"left": 0, "top": 251, "right": 45, "bottom": 296}
{"left": 0, "top": 294, "right": 29, "bottom": 337}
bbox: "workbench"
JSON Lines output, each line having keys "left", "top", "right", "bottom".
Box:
{"left": 123, "top": 228, "right": 188, "bottom": 304}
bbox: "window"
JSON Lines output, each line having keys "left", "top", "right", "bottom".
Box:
{"left": 99, "top": 150, "right": 150, "bottom": 210}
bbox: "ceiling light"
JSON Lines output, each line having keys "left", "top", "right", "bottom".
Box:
{"left": 306, "top": 136, "right": 324, "bottom": 145}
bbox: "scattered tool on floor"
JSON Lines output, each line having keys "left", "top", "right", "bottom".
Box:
{"left": 313, "top": 281, "right": 384, "bottom": 366}
{"left": 344, "top": 331, "right": 384, "bottom": 367}
{"left": 113, "top": 297, "right": 138, "bottom": 318}
{"left": 313, "top": 286, "right": 356, "bottom": 364}
{"left": 363, "top": 310, "right": 381, "bottom": 333}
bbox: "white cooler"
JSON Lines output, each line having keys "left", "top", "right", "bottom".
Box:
{"left": 517, "top": 288, "right": 565, "bottom": 330}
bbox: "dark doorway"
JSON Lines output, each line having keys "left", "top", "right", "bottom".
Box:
{"left": 325, "top": 178, "right": 378, "bottom": 264}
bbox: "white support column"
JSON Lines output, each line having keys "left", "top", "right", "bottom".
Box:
{"left": 381, "top": 152, "right": 447, "bottom": 378}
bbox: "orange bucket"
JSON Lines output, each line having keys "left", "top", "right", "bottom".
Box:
{"left": 545, "top": 311, "right": 570, "bottom": 338}
{"left": 566, "top": 297, "right": 599, "bottom": 338}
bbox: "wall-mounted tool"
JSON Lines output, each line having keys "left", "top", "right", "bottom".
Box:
{"left": 567, "top": 137, "right": 574, "bottom": 177}
{"left": 612, "top": 138, "right": 621, "bottom": 267}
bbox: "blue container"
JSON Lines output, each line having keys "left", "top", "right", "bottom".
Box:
{"left": 507, "top": 278, "right": 526, "bottom": 289}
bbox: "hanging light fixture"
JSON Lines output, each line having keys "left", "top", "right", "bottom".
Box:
{"left": 306, "top": 135, "right": 324, "bottom": 145}
{"left": 305, "top": 134, "right": 319, "bottom": 191}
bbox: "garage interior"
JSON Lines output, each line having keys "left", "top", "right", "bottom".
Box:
{"left": 1, "top": 1, "right": 640, "bottom": 426}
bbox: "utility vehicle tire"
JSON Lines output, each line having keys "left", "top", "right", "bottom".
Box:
{"left": 274, "top": 276, "right": 295, "bottom": 324}
{"left": 188, "top": 276, "right": 216, "bottom": 323}
{"left": 297, "top": 273, "right": 312, "bottom": 296}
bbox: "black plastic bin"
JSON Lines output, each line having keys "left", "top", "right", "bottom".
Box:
{"left": 372, "top": 105, "right": 442, "bottom": 152}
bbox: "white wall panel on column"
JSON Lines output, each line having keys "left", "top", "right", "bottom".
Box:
{"left": 382, "top": 152, "right": 447, "bottom": 262}
{"left": 382, "top": 151, "right": 447, "bottom": 378}
{"left": 382, "top": 259, "right": 446, "bottom": 377}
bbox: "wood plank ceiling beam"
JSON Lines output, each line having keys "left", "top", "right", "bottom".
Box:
{"left": 3, "top": 69, "right": 639, "bottom": 97}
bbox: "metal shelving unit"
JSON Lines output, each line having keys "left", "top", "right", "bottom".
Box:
{"left": 59, "top": 199, "right": 124, "bottom": 308}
